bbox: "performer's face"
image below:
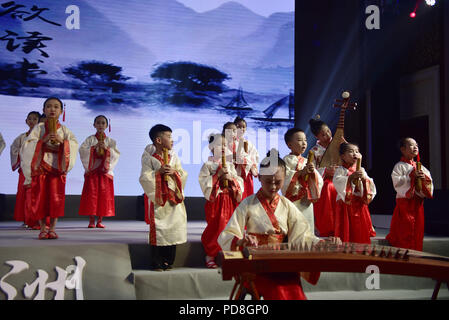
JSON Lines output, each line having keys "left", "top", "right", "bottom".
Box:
{"left": 157, "top": 131, "right": 173, "bottom": 150}
{"left": 223, "top": 124, "right": 237, "bottom": 143}
{"left": 235, "top": 121, "right": 246, "bottom": 138}
{"left": 401, "top": 138, "right": 419, "bottom": 159}
{"left": 26, "top": 114, "right": 39, "bottom": 129}
{"left": 259, "top": 166, "right": 285, "bottom": 200}
{"left": 43, "top": 99, "right": 62, "bottom": 119}
{"left": 341, "top": 144, "right": 360, "bottom": 166}
{"left": 94, "top": 117, "right": 108, "bottom": 133}
{"left": 287, "top": 131, "right": 307, "bottom": 156}
{"left": 317, "top": 125, "right": 332, "bottom": 145}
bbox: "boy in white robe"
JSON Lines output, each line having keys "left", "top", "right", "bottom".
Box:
{"left": 139, "top": 124, "right": 187, "bottom": 271}
{"left": 282, "top": 128, "right": 323, "bottom": 233}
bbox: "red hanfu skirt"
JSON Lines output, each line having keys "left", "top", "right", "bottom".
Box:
{"left": 334, "top": 197, "right": 375, "bottom": 244}
{"left": 201, "top": 191, "right": 238, "bottom": 258}
{"left": 386, "top": 197, "right": 425, "bottom": 251}
{"left": 13, "top": 169, "right": 26, "bottom": 222}
{"left": 30, "top": 172, "right": 67, "bottom": 220}
{"left": 78, "top": 172, "right": 115, "bottom": 217}
{"left": 242, "top": 173, "right": 254, "bottom": 200}
{"left": 313, "top": 178, "right": 337, "bottom": 237}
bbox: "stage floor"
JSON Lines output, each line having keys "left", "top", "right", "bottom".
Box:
{"left": 1, "top": 219, "right": 449, "bottom": 247}
{"left": 0, "top": 220, "right": 206, "bottom": 247}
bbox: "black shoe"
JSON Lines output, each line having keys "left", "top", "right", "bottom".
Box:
{"left": 162, "top": 262, "right": 173, "bottom": 271}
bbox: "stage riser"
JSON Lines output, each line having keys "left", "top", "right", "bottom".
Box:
{"left": 132, "top": 268, "right": 445, "bottom": 300}
{"left": 0, "top": 244, "right": 135, "bottom": 300}
{"left": 0, "top": 194, "right": 207, "bottom": 221}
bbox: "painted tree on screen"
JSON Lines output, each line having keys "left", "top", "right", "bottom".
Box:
{"left": 63, "top": 60, "right": 130, "bottom": 92}
{"left": 151, "top": 61, "right": 230, "bottom": 93}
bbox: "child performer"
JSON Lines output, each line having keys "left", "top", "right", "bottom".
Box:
{"left": 218, "top": 149, "right": 341, "bottom": 300}
{"left": 282, "top": 128, "right": 323, "bottom": 233}
{"left": 0, "top": 132, "right": 5, "bottom": 156}
{"left": 199, "top": 133, "right": 243, "bottom": 268}
{"left": 139, "top": 124, "right": 187, "bottom": 271}
{"left": 333, "top": 143, "right": 376, "bottom": 244}
{"left": 10, "top": 111, "right": 40, "bottom": 228}
{"left": 234, "top": 117, "right": 259, "bottom": 199}
{"left": 78, "top": 115, "right": 120, "bottom": 228}
{"left": 20, "top": 97, "right": 78, "bottom": 240}
{"left": 386, "top": 138, "right": 433, "bottom": 251}
{"left": 309, "top": 117, "right": 341, "bottom": 237}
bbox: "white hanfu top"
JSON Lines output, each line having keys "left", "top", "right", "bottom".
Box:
{"left": 79, "top": 134, "right": 120, "bottom": 177}
{"left": 20, "top": 122, "right": 78, "bottom": 185}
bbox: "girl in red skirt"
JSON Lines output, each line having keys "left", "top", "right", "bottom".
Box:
{"left": 20, "top": 97, "right": 79, "bottom": 240}
{"left": 199, "top": 133, "right": 243, "bottom": 268}
{"left": 78, "top": 115, "right": 120, "bottom": 228}
{"left": 10, "top": 111, "right": 40, "bottom": 229}
{"left": 386, "top": 138, "right": 433, "bottom": 251}
{"left": 333, "top": 143, "right": 376, "bottom": 244}
{"left": 233, "top": 117, "right": 259, "bottom": 200}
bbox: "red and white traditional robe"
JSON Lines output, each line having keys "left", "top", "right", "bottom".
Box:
{"left": 282, "top": 154, "right": 323, "bottom": 233}
{"left": 310, "top": 142, "right": 338, "bottom": 237}
{"left": 386, "top": 158, "right": 433, "bottom": 251}
{"left": 10, "top": 132, "right": 32, "bottom": 224}
{"left": 141, "top": 144, "right": 155, "bottom": 222}
{"left": 78, "top": 133, "right": 120, "bottom": 217}
{"left": 333, "top": 164, "right": 376, "bottom": 244}
{"left": 198, "top": 156, "right": 244, "bottom": 258}
{"left": 20, "top": 121, "right": 78, "bottom": 221}
{"left": 139, "top": 145, "right": 188, "bottom": 246}
{"left": 218, "top": 190, "right": 321, "bottom": 300}
{"left": 234, "top": 138, "right": 259, "bottom": 199}
{"left": 0, "top": 132, "right": 5, "bottom": 156}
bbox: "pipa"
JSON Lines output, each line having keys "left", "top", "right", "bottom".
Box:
{"left": 319, "top": 91, "right": 357, "bottom": 168}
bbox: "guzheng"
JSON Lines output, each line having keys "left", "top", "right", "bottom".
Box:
{"left": 221, "top": 242, "right": 449, "bottom": 285}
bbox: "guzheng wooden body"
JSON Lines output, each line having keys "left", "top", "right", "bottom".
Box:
{"left": 319, "top": 91, "right": 357, "bottom": 168}
{"left": 221, "top": 242, "right": 449, "bottom": 283}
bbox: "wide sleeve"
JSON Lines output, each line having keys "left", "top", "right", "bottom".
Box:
{"left": 333, "top": 166, "right": 351, "bottom": 202}
{"left": 416, "top": 165, "right": 433, "bottom": 199}
{"left": 228, "top": 164, "right": 244, "bottom": 203}
{"left": 0, "top": 132, "right": 5, "bottom": 156}
{"left": 106, "top": 137, "right": 120, "bottom": 173}
{"left": 361, "top": 171, "right": 376, "bottom": 204}
{"left": 391, "top": 163, "right": 411, "bottom": 195}
{"left": 198, "top": 162, "right": 219, "bottom": 201}
{"left": 79, "top": 136, "right": 95, "bottom": 172}
{"left": 166, "top": 153, "right": 187, "bottom": 202}
{"left": 281, "top": 155, "right": 298, "bottom": 196}
{"left": 20, "top": 125, "right": 42, "bottom": 185}
{"left": 286, "top": 199, "right": 321, "bottom": 248}
{"left": 139, "top": 148, "right": 157, "bottom": 203}
{"left": 61, "top": 126, "right": 78, "bottom": 173}
{"left": 10, "top": 134, "right": 23, "bottom": 171}
{"left": 218, "top": 200, "right": 249, "bottom": 251}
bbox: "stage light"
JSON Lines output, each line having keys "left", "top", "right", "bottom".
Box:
{"left": 425, "top": 0, "right": 436, "bottom": 6}
{"left": 409, "top": 11, "right": 416, "bottom": 18}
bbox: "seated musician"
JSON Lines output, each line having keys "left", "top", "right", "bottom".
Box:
{"left": 218, "top": 149, "right": 341, "bottom": 300}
